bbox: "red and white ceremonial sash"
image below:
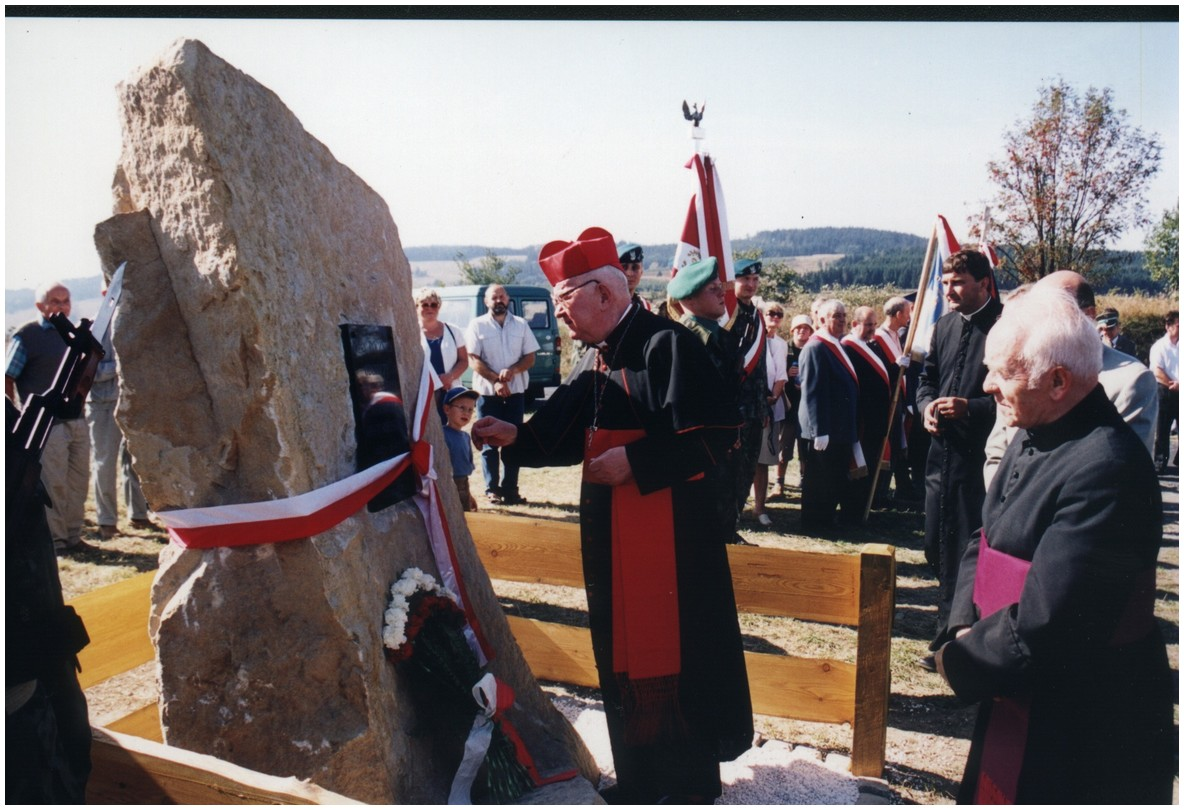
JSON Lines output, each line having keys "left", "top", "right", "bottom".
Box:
{"left": 810, "top": 334, "right": 867, "bottom": 478}
{"left": 156, "top": 358, "right": 494, "bottom": 665}
{"left": 873, "top": 327, "right": 902, "bottom": 363}
{"left": 739, "top": 312, "right": 766, "bottom": 381}
{"left": 841, "top": 336, "right": 890, "bottom": 388}
{"left": 810, "top": 332, "right": 858, "bottom": 383}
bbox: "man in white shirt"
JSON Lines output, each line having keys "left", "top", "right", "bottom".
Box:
{"left": 1149, "top": 310, "right": 1179, "bottom": 473}
{"left": 465, "top": 285, "right": 539, "bottom": 504}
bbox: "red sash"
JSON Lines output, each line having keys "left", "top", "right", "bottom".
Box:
{"left": 740, "top": 315, "right": 766, "bottom": 381}
{"left": 584, "top": 427, "right": 684, "bottom": 744}
{"left": 841, "top": 336, "right": 890, "bottom": 388}
{"left": 811, "top": 333, "right": 858, "bottom": 384}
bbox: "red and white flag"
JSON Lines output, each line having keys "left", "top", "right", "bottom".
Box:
{"left": 671, "top": 152, "right": 736, "bottom": 315}
{"left": 910, "top": 214, "right": 961, "bottom": 361}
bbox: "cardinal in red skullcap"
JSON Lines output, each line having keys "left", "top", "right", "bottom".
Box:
{"left": 472, "top": 226, "right": 752, "bottom": 804}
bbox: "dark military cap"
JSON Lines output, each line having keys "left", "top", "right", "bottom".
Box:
{"left": 618, "top": 243, "right": 644, "bottom": 265}
{"left": 734, "top": 258, "right": 762, "bottom": 277}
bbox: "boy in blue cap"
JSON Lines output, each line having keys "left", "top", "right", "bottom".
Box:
{"left": 442, "top": 387, "right": 480, "bottom": 511}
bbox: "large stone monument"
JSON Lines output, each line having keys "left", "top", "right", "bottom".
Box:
{"left": 93, "top": 39, "right": 597, "bottom": 803}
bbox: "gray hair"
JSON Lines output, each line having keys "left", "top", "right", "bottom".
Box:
{"left": 985, "top": 286, "right": 1102, "bottom": 386}
{"left": 819, "top": 299, "right": 846, "bottom": 319}
{"left": 35, "top": 280, "right": 69, "bottom": 304}
{"left": 884, "top": 296, "right": 909, "bottom": 318}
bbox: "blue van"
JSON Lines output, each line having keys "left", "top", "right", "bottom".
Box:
{"left": 436, "top": 285, "right": 561, "bottom": 399}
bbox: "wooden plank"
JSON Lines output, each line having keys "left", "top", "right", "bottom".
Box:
{"left": 851, "top": 544, "right": 896, "bottom": 778}
{"left": 468, "top": 513, "right": 585, "bottom": 588}
{"left": 505, "top": 616, "right": 856, "bottom": 726}
{"left": 69, "top": 571, "right": 156, "bottom": 689}
{"left": 506, "top": 616, "right": 599, "bottom": 687}
{"left": 88, "top": 726, "right": 360, "bottom": 805}
{"left": 469, "top": 512, "right": 862, "bottom": 626}
{"left": 727, "top": 545, "right": 861, "bottom": 625}
{"left": 744, "top": 650, "right": 856, "bottom": 725}
{"left": 106, "top": 702, "right": 163, "bottom": 743}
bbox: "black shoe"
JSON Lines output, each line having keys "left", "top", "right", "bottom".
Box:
{"left": 485, "top": 490, "right": 503, "bottom": 505}
{"left": 917, "top": 654, "right": 937, "bottom": 673}
{"left": 501, "top": 493, "right": 528, "bottom": 506}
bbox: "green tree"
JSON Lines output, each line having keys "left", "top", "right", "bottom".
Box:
{"left": 1143, "top": 204, "right": 1179, "bottom": 293}
{"left": 454, "top": 249, "right": 521, "bottom": 285}
{"left": 982, "top": 79, "right": 1161, "bottom": 282}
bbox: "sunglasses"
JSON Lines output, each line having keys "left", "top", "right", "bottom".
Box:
{"left": 419, "top": 301, "right": 440, "bottom": 309}
{"left": 767, "top": 312, "right": 784, "bottom": 318}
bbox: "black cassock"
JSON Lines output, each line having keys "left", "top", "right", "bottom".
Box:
{"left": 916, "top": 297, "right": 1002, "bottom": 641}
{"left": 941, "top": 387, "right": 1175, "bottom": 804}
{"left": 506, "top": 304, "right": 752, "bottom": 802}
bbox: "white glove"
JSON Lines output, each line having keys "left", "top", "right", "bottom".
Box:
{"left": 897, "top": 354, "right": 911, "bottom": 369}
{"left": 813, "top": 435, "right": 830, "bottom": 452}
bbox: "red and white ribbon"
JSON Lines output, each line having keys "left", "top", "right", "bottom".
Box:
{"left": 448, "top": 673, "right": 578, "bottom": 803}
{"left": 156, "top": 354, "right": 492, "bottom": 663}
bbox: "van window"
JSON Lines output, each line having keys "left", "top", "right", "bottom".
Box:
{"left": 439, "top": 299, "right": 477, "bottom": 329}
{"left": 520, "top": 299, "right": 551, "bottom": 330}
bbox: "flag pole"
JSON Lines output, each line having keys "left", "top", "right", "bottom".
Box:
{"left": 861, "top": 221, "right": 939, "bottom": 523}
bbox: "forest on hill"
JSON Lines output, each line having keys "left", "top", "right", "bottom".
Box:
{"left": 405, "top": 226, "right": 1163, "bottom": 295}
{"left": 6, "top": 227, "right": 1163, "bottom": 317}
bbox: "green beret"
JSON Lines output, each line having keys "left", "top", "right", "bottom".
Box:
{"left": 734, "top": 258, "right": 762, "bottom": 277}
{"left": 618, "top": 243, "right": 644, "bottom": 264}
{"left": 668, "top": 257, "right": 719, "bottom": 300}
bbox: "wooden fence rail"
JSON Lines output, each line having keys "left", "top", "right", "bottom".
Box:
{"left": 68, "top": 510, "right": 894, "bottom": 800}
{"left": 466, "top": 512, "right": 895, "bottom": 777}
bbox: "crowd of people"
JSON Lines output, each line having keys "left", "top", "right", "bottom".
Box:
{"left": 421, "top": 235, "right": 1177, "bottom": 803}
{"left": 8, "top": 247, "right": 1176, "bottom": 804}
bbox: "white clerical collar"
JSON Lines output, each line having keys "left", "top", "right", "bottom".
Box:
{"left": 594, "top": 302, "right": 638, "bottom": 349}
{"left": 960, "top": 298, "right": 992, "bottom": 321}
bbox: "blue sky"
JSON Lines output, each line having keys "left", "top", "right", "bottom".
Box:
{"left": 5, "top": 17, "right": 1178, "bottom": 291}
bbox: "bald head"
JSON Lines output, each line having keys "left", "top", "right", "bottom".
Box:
{"left": 1037, "top": 270, "right": 1096, "bottom": 317}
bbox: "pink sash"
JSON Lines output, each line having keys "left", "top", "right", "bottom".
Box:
{"left": 969, "top": 532, "right": 1158, "bottom": 803}
{"left": 971, "top": 532, "right": 1031, "bottom": 804}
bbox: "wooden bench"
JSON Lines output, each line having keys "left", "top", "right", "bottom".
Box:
{"left": 466, "top": 512, "right": 895, "bottom": 778}
{"left": 69, "top": 511, "right": 894, "bottom": 797}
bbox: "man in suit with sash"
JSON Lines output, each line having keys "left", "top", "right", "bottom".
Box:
{"left": 936, "top": 285, "right": 1173, "bottom": 804}
{"left": 796, "top": 299, "right": 860, "bottom": 531}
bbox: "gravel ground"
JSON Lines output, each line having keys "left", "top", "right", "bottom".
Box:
{"left": 546, "top": 684, "right": 863, "bottom": 804}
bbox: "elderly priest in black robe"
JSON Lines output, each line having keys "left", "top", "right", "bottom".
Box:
{"left": 473, "top": 227, "right": 752, "bottom": 805}
{"left": 935, "top": 286, "right": 1175, "bottom": 804}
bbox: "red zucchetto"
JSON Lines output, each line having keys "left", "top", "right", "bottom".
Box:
{"left": 538, "top": 227, "right": 623, "bottom": 286}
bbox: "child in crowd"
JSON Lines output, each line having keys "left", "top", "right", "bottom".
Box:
{"left": 442, "top": 387, "right": 480, "bottom": 512}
